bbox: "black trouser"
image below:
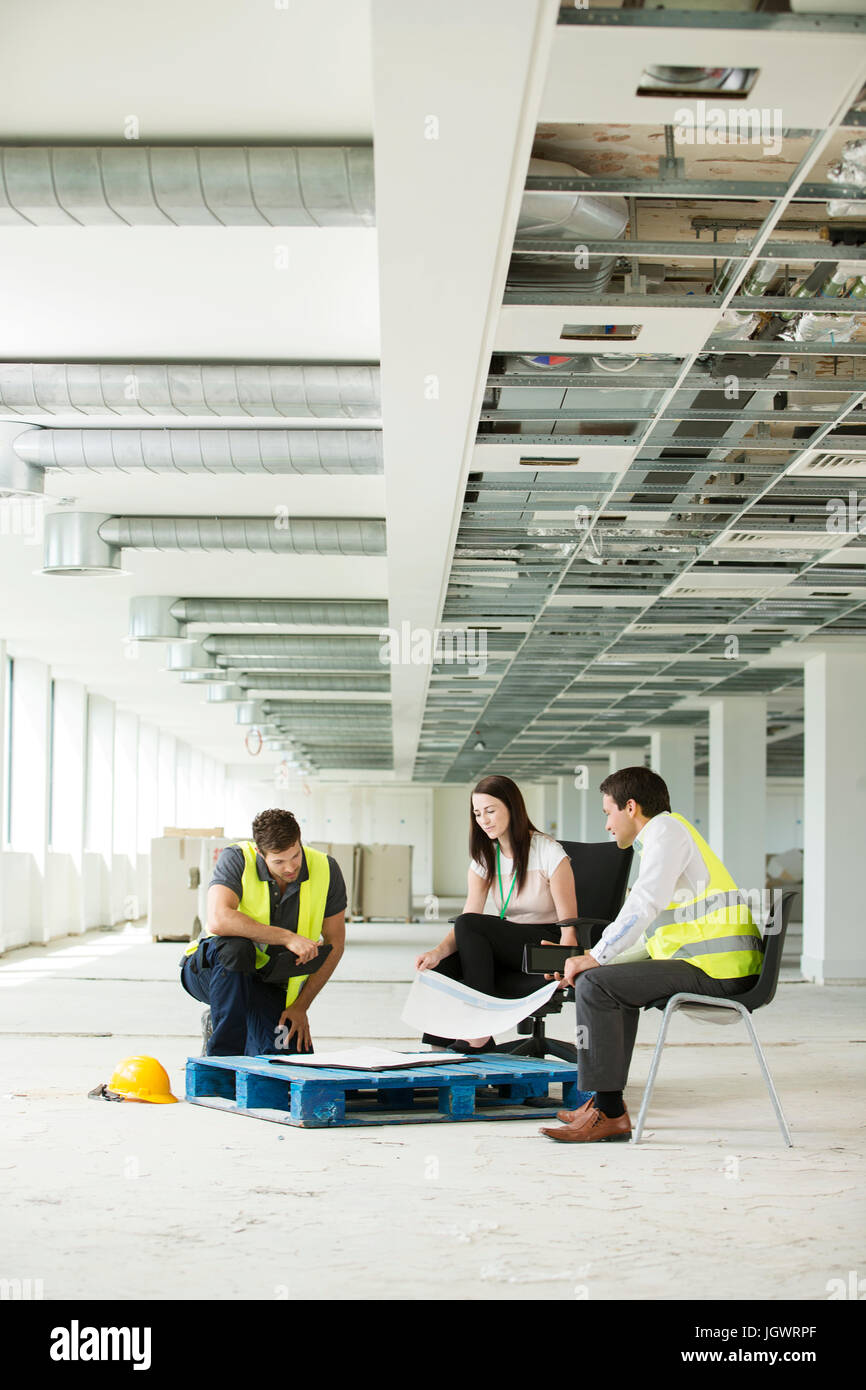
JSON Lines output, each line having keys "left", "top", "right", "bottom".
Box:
{"left": 421, "top": 912, "right": 563, "bottom": 1046}
{"left": 180, "top": 937, "right": 329, "bottom": 1057}
{"left": 572, "top": 959, "right": 760, "bottom": 1093}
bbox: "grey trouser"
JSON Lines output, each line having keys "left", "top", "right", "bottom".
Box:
{"left": 573, "top": 960, "right": 759, "bottom": 1092}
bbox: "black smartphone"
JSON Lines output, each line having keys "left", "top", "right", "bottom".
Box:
{"left": 522, "top": 944, "right": 584, "bottom": 975}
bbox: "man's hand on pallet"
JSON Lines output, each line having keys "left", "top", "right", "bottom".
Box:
{"left": 278, "top": 1003, "right": 313, "bottom": 1053}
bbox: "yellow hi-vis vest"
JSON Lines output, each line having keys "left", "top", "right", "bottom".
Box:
{"left": 187, "top": 841, "right": 330, "bottom": 1006}
{"left": 644, "top": 813, "right": 764, "bottom": 980}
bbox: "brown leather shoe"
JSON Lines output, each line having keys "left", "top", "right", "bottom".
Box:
{"left": 541, "top": 1103, "right": 632, "bottom": 1144}
{"left": 556, "top": 1097, "right": 597, "bottom": 1124}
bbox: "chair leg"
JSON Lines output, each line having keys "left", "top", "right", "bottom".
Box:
{"left": 544, "top": 1038, "right": 578, "bottom": 1065}
{"left": 498, "top": 1014, "right": 549, "bottom": 1058}
{"left": 632, "top": 998, "right": 679, "bottom": 1144}
{"left": 497, "top": 1039, "right": 539, "bottom": 1056}
{"left": 740, "top": 1009, "right": 793, "bottom": 1148}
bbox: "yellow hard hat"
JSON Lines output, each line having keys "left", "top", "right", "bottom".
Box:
{"left": 107, "top": 1056, "right": 179, "bottom": 1104}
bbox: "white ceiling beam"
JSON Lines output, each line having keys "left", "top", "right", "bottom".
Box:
{"left": 371, "top": 0, "right": 560, "bottom": 777}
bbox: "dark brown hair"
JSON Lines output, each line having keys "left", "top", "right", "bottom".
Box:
{"left": 599, "top": 767, "right": 671, "bottom": 818}
{"left": 469, "top": 775, "right": 539, "bottom": 893}
{"left": 252, "top": 808, "right": 301, "bottom": 853}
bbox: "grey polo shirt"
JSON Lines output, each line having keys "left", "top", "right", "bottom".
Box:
{"left": 209, "top": 843, "right": 347, "bottom": 936}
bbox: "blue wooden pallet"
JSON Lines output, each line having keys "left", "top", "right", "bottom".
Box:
{"left": 185, "top": 1053, "right": 587, "bottom": 1128}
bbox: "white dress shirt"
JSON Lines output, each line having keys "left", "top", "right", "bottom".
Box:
{"left": 590, "top": 812, "right": 711, "bottom": 966}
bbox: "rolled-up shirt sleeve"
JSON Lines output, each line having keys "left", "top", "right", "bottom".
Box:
{"left": 590, "top": 820, "right": 693, "bottom": 965}
{"left": 209, "top": 845, "right": 245, "bottom": 898}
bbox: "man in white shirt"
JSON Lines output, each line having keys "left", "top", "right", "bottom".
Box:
{"left": 541, "top": 766, "right": 763, "bottom": 1144}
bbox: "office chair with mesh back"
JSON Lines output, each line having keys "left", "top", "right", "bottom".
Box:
{"left": 495, "top": 838, "right": 634, "bottom": 1063}
{"left": 632, "top": 888, "right": 796, "bottom": 1147}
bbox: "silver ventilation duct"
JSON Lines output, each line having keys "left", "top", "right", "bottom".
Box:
{"left": 172, "top": 598, "right": 389, "bottom": 627}
{"left": 14, "top": 428, "right": 382, "bottom": 475}
{"left": 204, "top": 635, "right": 383, "bottom": 673}
{"left": 128, "top": 596, "right": 188, "bottom": 643}
{"left": 100, "top": 516, "right": 385, "bottom": 556}
{"left": 0, "top": 363, "right": 380, "bottom": 419}
{"left": 204, "top": 635, "right": 381, "bottom": 660}
{"left": 214, "top": 655, "right": 377, "bottom": 671}
{"left": 0, "top": 146, "right": 375, "bottom": 227}
{"left": 128, "top": 597, "right": 389, "bottom": 641}
{"left": 42, "top": 512, "right": 120, "bottom": 575}
{"left": 235, "top": 701, "right": 267, "bottom": 725}
{"left": 205, "top": 684, "right": 246, "bottom": 703}
{"left": 166, "top": 641, "right": 220, "bottom": 675}
{"left": 42, "top": 512, "right": 386, "bottom": 572}
{"left": 234, "top": 673, "right": 390, "bottom": 693}
{"left": 179, "top": 668, "right": 236, "bottom": 683}
{"left": 0, "top": 422, "right": 43, "bottom": 495}
{"left": 236, "top": 700, "right": 391, "bottom": 725}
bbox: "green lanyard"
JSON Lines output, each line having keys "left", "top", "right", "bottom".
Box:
{"left": 496, "top": 842, "right": 517, "bottom": 920}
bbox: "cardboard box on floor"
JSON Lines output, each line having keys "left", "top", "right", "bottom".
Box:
{"left": 164, "top": 827, "right": 224, "bottom": 839}
{"left": 357, "top": 844, "right": 413, "bottom": 921}
{"left": 309, "top": 842, "right": 413, "bottom": 920}
{"left": 308, "top": 842, "right": 361, "bottom": 918}
{"left": 150, "top": 834, "right": 231, "bottom": 942}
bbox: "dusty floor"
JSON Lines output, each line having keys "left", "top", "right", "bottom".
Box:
{"left": 0, "top": 919, "right": 863, "bottom": 1302}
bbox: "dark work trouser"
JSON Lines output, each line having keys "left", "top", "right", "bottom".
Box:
{"left": 572, "top": 959, "right": 760, "bottom": 1093}
{"left": 421, "top": 912, "right": 563, "bottom": 1046}
{"left": 180, "top": 937, "right": 319, "bottom": 1057}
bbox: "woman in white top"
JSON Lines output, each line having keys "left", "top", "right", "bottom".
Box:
{"left": 416, "top": 774, "right": 578, "bottom": 1051}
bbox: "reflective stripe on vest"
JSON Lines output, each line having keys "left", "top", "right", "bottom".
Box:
{"left": 644, "top": 813, "right": 763, "bottom": 980}
{"left": 187, "top": 841, "right": 331, "bottom": 1006}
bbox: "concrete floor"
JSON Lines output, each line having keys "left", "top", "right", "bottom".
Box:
{"left": 1, "top": 919, "right": 864, "bottom": 1302}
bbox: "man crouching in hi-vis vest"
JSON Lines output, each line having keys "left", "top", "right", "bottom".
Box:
{"left": 180, "top": 808, "right": 346, "bottom": 1057}
{"left": 540, "top": 767, "right": 763, "bottom": 1144}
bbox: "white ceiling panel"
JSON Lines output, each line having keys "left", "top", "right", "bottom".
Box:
{"left": 38, "top": 472, "right": 385, "bottom": 519}
{"left": 540, "top": 24, "right": 866, "bottom": 130}
{"left": 0, "top": 228, "right": 380, "bottom": 360}
{"left": 471, "top": 442, "right": 635, "bottom": 473}
{"left": 495, "top": 304, "right": 721, "bottom": 357}
{"left": 0, "top": 0, "right": 373, "bottom": 141}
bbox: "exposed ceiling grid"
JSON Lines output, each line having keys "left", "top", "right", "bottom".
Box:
{"left": 1, "top": 4, "right": 866, "bottom": 787}
{"left": 413, "top": 4, "right": 866, "bottom": 787}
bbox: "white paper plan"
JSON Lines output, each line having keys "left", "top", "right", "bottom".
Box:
{"left": 267, "top": 1046, "right": 465, "bottom": 1071}
{"left": 401, "top": 970, "right": 559, "bottom": 1041}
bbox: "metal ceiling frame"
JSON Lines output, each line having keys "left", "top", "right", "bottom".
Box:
{"left": 415, "top": 36, "right": 866, "bottom": 785}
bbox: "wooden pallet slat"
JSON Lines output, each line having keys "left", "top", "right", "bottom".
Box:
{"left": 185, "top": 1053, "right": 586, "bottom": 1128}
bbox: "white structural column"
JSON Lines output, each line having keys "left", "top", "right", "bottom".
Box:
{"left": 0, "top": 641, "right": 5, "bottom": 952}
{"left": 0, "top": 640, "right": 5, "bottom": 847}
{"left": 802, "top": 647, "right": 866, "bottom": 983}
{"left": 50, "top": 679, "right": 88, "bottom": 935}
{"left": 650, "top": 728, "right": 696, "bottom": 821}
{"left": 540, "top": 781, "right": 558, "bottom": 837}
{"left": 9, "top": 658, "right": 51, "bottom": 871}
{"left": 9, "top": 658, "right": 51, "bottom": 943}
{"left": 557, "top": 760, "right": 608, "bottom": 841}
{"left": 157, "top": 733, "right": 177, "bottom": 835}
{"left": 708, "top": 697, "right": 767, "bottom": 897}
{"left": 607, "top": 745, "right": 646, "bottom": 775}
{"left": 371, "top": 0, "right": 560, "bottom": 776}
